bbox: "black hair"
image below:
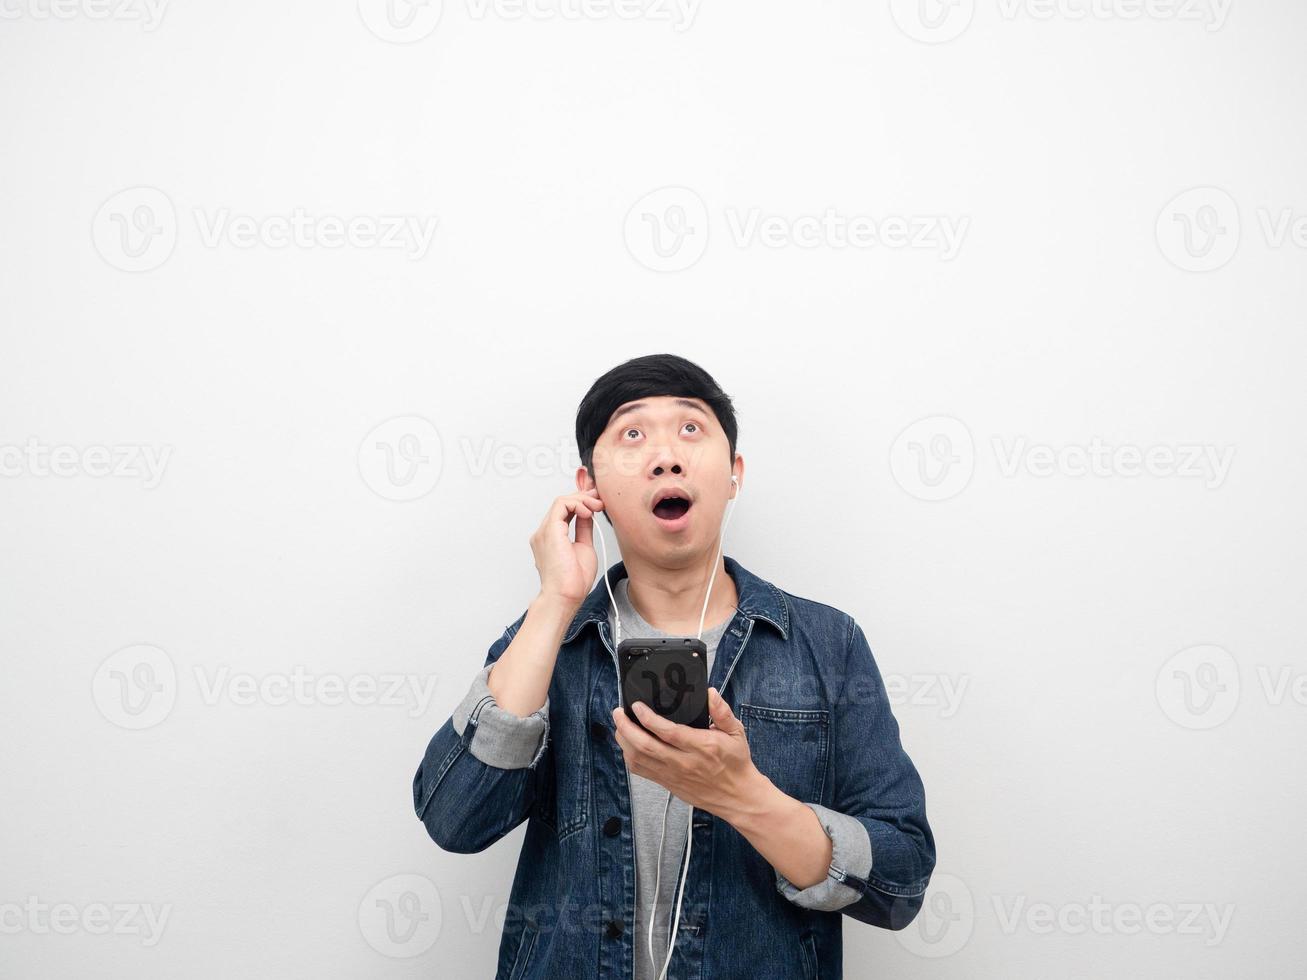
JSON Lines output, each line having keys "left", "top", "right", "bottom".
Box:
{"left": 575, "top": 354, "right": 738, "bottom": 524}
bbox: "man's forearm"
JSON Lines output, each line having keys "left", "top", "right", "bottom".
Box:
{"left": 483, "top": 593, "right": 574, "bottom": 718}
{"left": 721, "top": 768, "right": 833, "bottom": 890}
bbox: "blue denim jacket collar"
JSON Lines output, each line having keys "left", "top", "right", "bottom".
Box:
{"left": 561, "top": 553, "right": 791, "bottom": 645}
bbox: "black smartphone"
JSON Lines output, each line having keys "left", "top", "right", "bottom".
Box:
{"left": 618, "top": 637, "right": 710, "bottom": 730}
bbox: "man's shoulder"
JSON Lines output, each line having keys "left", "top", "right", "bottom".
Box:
{"left": 767, "top": 579, "right": 859, "bottom": 640}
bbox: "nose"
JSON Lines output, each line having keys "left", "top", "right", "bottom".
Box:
{"left": 649, "top": 446, "right": 684, "bottom": 480}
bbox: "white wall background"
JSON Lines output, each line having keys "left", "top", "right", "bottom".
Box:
{"left": 2, "top": 1, "right": 1304, "bottom": 977}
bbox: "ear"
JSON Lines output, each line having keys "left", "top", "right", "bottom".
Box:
{"left": 575, "top": 465, "right": 595, "bottom": 494}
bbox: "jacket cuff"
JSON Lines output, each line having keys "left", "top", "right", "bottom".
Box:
{"left": 451, "top": 663, "right": 549, "bottom": 770}
{"left": 775, "top": 802, "right": 873, "bottom": 912}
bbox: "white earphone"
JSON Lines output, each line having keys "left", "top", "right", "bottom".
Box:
{"left": 592, "top": 470, "right": 741, "bottom": 980}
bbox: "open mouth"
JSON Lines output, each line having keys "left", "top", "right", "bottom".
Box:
{"left": 650, "top": 489, "right": 694, "bottom": 530}
{"left": 652, "top": 496, "right": 692, "bottom": 521}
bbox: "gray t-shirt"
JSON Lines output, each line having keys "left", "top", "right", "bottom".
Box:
{"left": 608, "top": 577, "right": 732, "bottom": 980}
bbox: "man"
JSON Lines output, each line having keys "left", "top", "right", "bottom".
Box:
{"left": 413, "top": 353, "right": 935, "bottom": 979}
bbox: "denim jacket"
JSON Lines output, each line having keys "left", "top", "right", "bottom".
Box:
{"left": 413, "top": 555, "right": 935, "bottom": 979}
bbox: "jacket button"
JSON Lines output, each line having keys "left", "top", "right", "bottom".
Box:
{"left": 605, "top": 918, "right": 624, "bottom": 939}
{"left": 603, "top": 816, "right": 621, "bottom": 837}
{"left": 590, "top": 721, "right": 607, "bottom": 740}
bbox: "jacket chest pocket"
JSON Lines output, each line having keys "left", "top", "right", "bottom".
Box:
{"left": 738, "top": 704, "right": 830, "bottom": 804}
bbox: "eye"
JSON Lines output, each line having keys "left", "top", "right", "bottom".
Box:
{"left": 620, "top": 421, "right": 702, "bottom": 441}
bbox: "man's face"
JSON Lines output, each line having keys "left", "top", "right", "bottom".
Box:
{"left": 579, "top": 395, "right": 740, "bottom": 565}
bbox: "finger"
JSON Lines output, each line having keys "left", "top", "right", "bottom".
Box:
{"left": 548, "top": 493, "right": 604, "bottom": 530}
{"left": 631, "top": 701, "right": 696, "bottom": 752}
{"left": 573, "top": 490, "right": 604, "bottom": 511}
{"left": 708, "top": 687, "right": 743, "bottom": 734}
{"left": 611, "top": 705, "right": 671, "bottom": 763}
{"left": 540, "top": 496, "right": 575, "bottom": 539}
{"left": 573, "top": 507, "right": 593, "bottom": 548}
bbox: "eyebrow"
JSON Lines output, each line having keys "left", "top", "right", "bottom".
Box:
{"left": 608, "top": 398, "right": 710, "bottom": 428}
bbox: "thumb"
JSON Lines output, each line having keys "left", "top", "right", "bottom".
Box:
{"left": 708, "top": 687, "right": 743, "bottom": 734}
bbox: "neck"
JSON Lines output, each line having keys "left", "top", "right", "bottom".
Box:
{"left": 619, "top": 551, "right": 738, "bottom": 637}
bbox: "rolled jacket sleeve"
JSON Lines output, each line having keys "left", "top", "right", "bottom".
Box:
{"left": 451, "top": 662, "right": 550, "bottom": 770}
{"left": 775, "top": 802, "right": 874, "bottom": 912}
